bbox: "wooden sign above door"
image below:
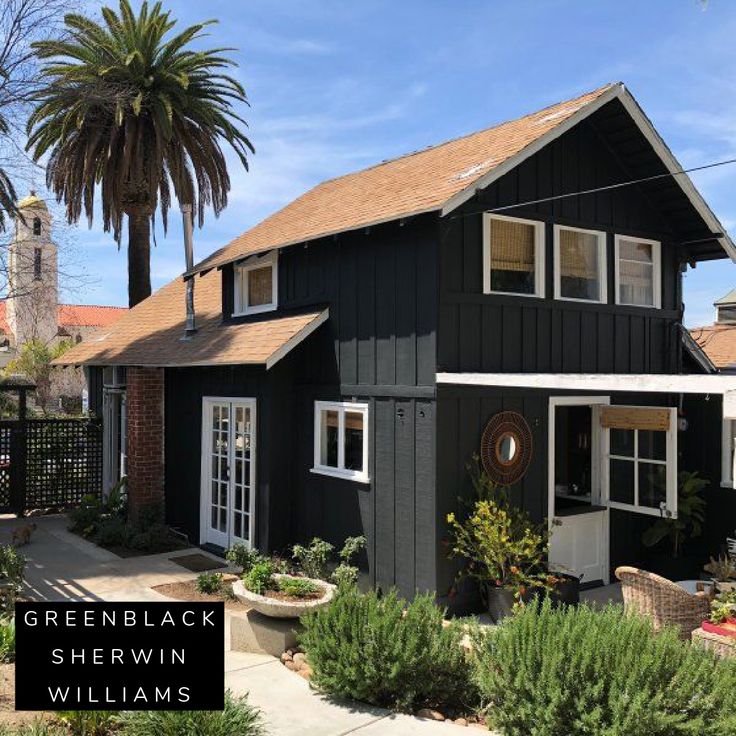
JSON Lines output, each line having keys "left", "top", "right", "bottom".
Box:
{"left": 600, "top": 406, "right": 671, "bottom": 432}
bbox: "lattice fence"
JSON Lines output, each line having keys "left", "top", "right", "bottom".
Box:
{"left": 0, "top": 423, "right": 12, "bottom": 512}
{"left": 23, "top": 418, "right": 103, "bottom": 511}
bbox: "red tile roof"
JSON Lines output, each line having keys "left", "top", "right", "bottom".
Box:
{"left": 57, "top": 304, "right": 127, "bottom": 328}
{"left": 690, "top": 325, "right": 736, "bottom": 370}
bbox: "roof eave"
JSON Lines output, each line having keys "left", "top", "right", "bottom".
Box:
{"left": 440, "top": 83, "right": 736, "bottom": 263}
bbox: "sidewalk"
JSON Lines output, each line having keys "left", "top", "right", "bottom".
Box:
{"left": 1, "top": 515, "right": 483, "bottom": 735}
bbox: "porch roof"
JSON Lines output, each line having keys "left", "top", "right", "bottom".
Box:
{"left": 54, "top": 267, "right": 328, "bottom": 369}
{"left": 436, "top": 372, "right": 736, "bottom": 418}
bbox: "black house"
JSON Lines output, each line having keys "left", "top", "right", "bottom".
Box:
{"left": 59, "top": 82, "right": 736, "bottom": 599}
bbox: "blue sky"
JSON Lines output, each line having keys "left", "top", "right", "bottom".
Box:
{"left": 46, "top": 0, "right": 736, "bottom": 326}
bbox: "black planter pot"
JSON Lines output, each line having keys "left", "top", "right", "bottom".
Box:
{"left": 486, "top": 586, "right": 516, "bottom": 622}
{"left": 548, "top": 573, "right": 580, "bottom": 607}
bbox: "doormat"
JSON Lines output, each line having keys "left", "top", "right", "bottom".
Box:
{"left": 169, "top": 553, "right": 227, "bottom": 572}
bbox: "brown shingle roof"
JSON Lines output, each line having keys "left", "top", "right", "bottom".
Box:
{"left": 690, "top": 325, "right": 736, "bottom": 370}
{"left": 189, "top": 84, "right": 617, "bottom": 275}
{"left": 55, "top": 267, "right": 327, "bottom": 367}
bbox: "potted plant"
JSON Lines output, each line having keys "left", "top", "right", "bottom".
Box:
{"left": 642, "top": 470, "right": 708, "bottom": 577}
{"left": 704, "top": 555, "right": 736, "bottom": 593}
{"left": 446, "top": 464, "right": 550, "bottom": 621}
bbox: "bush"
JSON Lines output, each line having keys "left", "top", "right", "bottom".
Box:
{"left": 331, "top": 536, "right": 366, "bottom": 587}
{"left": 68, "top": 494, "right": 102, "bottom": 537}
{"left": 475, "top": 599, "right": 736, "bottom": 736}
{"left": 0, "top": 721, "right": 67, "bottom": 736}
{"left": 0, "top": 544, "right": 25, "bottom": 590}
{"left": 93, "top": 516, "right": 130, "bottom": 548}
{"left": 0, "top": 617, "right": 15, "bottom": 662}
{"left": 292, "top": 538, "right": 333, "bottom": 579}
{"left": 118, "top": 691, "right": 262, "bottom": 735}
{"left": 300, "top": 588, "right": 478, "bottom": 713}
{"left": 278, "top": 577, "right": 319, "bottom": 598}
{"left": 196, "top": 572, "right": 224, "bottom": 595}
{"left": 55, "top": 710, "right": 119, "bottom": 736}
{"left": 243, "top": 560, "right": 275, "bottom": 595}
{"left": 225, "top": 544, "right": 261, "bottom": 574}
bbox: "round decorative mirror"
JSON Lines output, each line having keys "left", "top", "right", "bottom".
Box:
{"left": 495, "top": 432, "right": 519, "bottom": 465}
{"left": 480, "top": 411, "right": 533, "bottom": 485}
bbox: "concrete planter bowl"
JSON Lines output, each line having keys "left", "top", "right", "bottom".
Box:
{"left": 232, "top": 574, "right": 336, "bottom": 619}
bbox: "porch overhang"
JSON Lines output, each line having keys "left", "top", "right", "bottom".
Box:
{"left": 437, "top": 372, "right": 736, "bottom": 419}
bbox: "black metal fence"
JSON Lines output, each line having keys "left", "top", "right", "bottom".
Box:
{"left": 0, "top": 417, "right": 103, "bottom": 515}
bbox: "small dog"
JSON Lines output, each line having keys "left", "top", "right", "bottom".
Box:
{"left": 12, "top": 522, "right": 36, "bottom": 547}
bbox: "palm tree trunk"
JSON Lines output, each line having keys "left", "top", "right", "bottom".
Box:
{"left": 127, "top": 209, "right": 152, "bottom": 307}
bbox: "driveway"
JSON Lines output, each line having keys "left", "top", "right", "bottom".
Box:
{"left": 1, "top": 514, "right": 482, "bottom": 735}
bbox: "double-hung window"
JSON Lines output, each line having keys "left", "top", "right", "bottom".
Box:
{"left": 483, "top": 214, "right": 544, "bottom": 297}
{"left": 233, "top": 251, "right": 278, "bottom": 316}
{"left": 615, "top": 236, "right": 661, "bottom": 308}
{"left": 554, "top": 225, "right": 607, "bottom": 303}
{"left": 312, "top": 401, "right": 369, "bottom": 482}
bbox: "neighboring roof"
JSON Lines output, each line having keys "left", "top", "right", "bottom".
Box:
{"left": 715, "top": 288, "right": 736, "bottom": 306}
{"left": 690, "top": 325, "right": 736, "bottom": 371}
{"left": 54, "top": 268, "right": 328, "bottom": 368}
{"left": 681, "top": 325, "right": 716, "bottom": 373}
{"left": 58, "top": 304, "right": 127, "bottom": 328}
{"left": 188, "top": 81, "right": 735, "bottom": 277}
{"left": 0, "top": 302, "right": 9, "bottom": 336}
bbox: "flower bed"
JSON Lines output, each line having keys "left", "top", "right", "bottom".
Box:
{"left": 233, "top": 575, "right": 334, "bottom": 618}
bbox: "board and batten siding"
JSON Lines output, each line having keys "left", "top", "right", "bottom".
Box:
{"left": 438, "top": 110, "right": 684, "bottom": 376}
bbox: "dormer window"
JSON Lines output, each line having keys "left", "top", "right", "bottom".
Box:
{"left": 233, "top": 251, "right": 278, "bottom": 316}
{"left": 32, "top": 217, "right": 41, "bottom": 236}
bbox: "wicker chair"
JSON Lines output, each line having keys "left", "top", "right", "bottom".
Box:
{"left": 615, "top": 566, "right": 712, "bottom": 641}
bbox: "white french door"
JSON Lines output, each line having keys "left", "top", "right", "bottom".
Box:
{"left": 200, "top": 397, "right": 256, "bottom": 549}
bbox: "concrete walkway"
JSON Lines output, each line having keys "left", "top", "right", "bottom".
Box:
{"left": 2, "top": 515, "right": 479, "bottom": 735}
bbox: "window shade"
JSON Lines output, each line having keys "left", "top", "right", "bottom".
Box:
{"left": 559, "top": 229, "right": 599, "bottom": 279}
{"left": 248, "top": 266, "right": 273, "bottom": 307}
{"left": 618, "top": 239, "right": 654, "bottom": 306}
{"left": 490, "top": 219, "right": 535, "bottom": 272}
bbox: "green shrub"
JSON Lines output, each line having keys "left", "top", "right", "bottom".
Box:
{"left": 196, "top": 572, "right": 224, "bottom": 595}
{"left": 93, "top": 516, "right": 130, "bottom": 548}
{"left": 331, "top": 536, "right": 366, "bottom": 587}
{"left": 55, "top": 710, "right": 119, "bottom": 735}
{"left": 300, "top": 588, "right": 478, "bottom": 713}
{"left": 118, "top": 691, "right": 262, "bottom": 735}
{"left": 292, "top": 538, "right": 333, "bottom": 579}
{"left": 225, "top": 544, "right": 261, "bottom": 574}
{"left": 278, "top": 577, "right": 319, "bottom": 598}
{"left": 0, "top": 544, "right": 25, "bottom": 590}
{"left": 243, "top": 560, "right": 275, "bottom": 595}
{"left": 0, "top": 617, "right": 15, "bottom": 662}
{"left": 475, "top": 599, "right": 736, "bottom": 736}
{"left": 68, "top": 494, "right": 103, "bottom": 536}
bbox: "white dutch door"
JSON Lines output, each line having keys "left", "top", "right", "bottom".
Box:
{"left": 200, "top": 398, "right": 256, "bottom": 549}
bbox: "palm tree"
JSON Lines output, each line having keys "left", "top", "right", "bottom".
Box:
{"left": 26, "top": 0, "right": 253, "bottom": 307}
{"left": 0, "top": 106, "right": 18, "bottom": 232}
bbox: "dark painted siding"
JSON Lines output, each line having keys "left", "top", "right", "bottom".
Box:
{"left": 435, "top": 385, "right": 716, "bottom": 596}
{"left": 438, "top": 114, "right": 685, "bottom": 375}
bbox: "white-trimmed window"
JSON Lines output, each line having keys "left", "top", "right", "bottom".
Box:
{"left": 615, "top": 236, "right": 661, "bottom": 308}
{"left": 312, "top": 401, "right": 369, "bottom": 482}
{"left": 605, "top": 407, "right": 677, "bottom": 518}
{"left": 722, "top": 419, "right": 736, "bottom": 489}
{"left": 483, "top": 213, "right": 544, "bottom": 297}
{"left": 554, "top": 225, "right": 607, "bottom": 303}
{"left": 233, "top": 251, "right": 278, "bottom": 316}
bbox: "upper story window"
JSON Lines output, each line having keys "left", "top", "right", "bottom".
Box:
{"left": 233, "top": 251, "right": 278, "bottom": 316}
{"left": 32, "top": 217, "right": 42, "bottom": 236}
{"left": 483, "top": 214, "right": 544, "bottom": 297}
{"left": 312, "top": 400, "right": 369, "bottom": 483}
{"left": 33, "top": 247, "right": 42, "bottom": 280}
{"left": 554, "top": 225, "right": 607, "bottom": 304}
{"left": 614, "top": 236, "right": 661, "bottom": 308}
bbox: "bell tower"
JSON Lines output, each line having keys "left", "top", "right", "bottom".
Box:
{"left": 6, "top": 191, "right": 58, "bottom": 346}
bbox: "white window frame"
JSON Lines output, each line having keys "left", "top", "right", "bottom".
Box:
{"left": 614, "top": 235, "right": 661, "bottom": 308}
{"left": 604, "top": 406, "right": 677, "bottom": 518}
{"left": 722, "top": 419, "right": 736, "bottom": 489}
{"left": 233, "top": 251, "right": 278, "bottom": 316}
{"left": 482, "top": 213, "right": 545, "bottom": 298}
{"left": 553, "top": 225, "right": 608, "bottom": 304}
{"left": 312, "top": 400, "right": 369, "bottom": 483}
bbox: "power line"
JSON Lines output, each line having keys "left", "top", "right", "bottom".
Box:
{"left": 448, "top": 156, "right": 736, "bottom": 221}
